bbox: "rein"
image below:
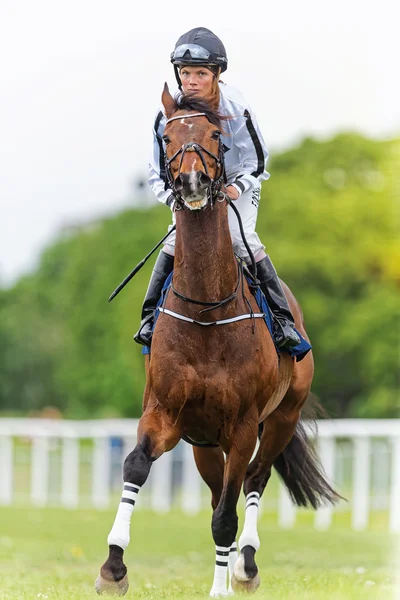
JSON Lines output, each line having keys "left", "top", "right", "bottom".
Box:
{"left": 171, "top": 260, "right": 242, "bottom": 314}
{"left": 161, "top": 252, "right": 264, "bottom": 331}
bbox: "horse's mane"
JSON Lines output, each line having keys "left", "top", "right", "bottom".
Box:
{"left": 174, "top": 94, "right": 227, "bottom": 131}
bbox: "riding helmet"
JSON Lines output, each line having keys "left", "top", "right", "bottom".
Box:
{"left": 171, "top": 27, "right": 227, "bottom": 87}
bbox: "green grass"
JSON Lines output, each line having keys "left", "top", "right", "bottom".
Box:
{"left": 0, "top": 507, "right": 397, "bottom": 599}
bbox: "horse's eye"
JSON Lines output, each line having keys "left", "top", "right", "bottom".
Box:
{"left": 163, "top": 135, "right": 171, "bottom": 145}
{"left": 211, "top": 131, "right": 221, "bottom": 140}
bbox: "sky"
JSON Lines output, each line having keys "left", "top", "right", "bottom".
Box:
{"left": 1, "top": 0, "right": 399, "bottom": 285}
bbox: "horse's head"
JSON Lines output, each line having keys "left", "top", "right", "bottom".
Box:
{"left": 162, "top": 83, "right": 226, "bottom": 211}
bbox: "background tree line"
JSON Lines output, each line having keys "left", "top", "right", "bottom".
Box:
{"left": 0, "top": 133, "right": 398, "bottom": 419}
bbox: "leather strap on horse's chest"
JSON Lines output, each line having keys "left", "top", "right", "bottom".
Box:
{"left": 158, "top": 307, "right": 265, "bottom": 327}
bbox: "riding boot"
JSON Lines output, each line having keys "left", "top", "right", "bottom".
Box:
{"left": 256, "top": 255, "right": 301, "bottom": 349}
{"left": 133, "top": 250, "right": 174, "bottom": 347}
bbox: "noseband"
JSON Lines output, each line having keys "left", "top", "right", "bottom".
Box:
{"left": 164, "top": 112, "right": 226, "bottom": 209}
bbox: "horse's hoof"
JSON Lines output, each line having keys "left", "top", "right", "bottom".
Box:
{"left": 231, "top": 573, "right": 260, "bottom": 594}
{"left": 95, "top": 573, "right": 129, "bottom": 596}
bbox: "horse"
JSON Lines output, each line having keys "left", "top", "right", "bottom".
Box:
{"left": 95, "top": 84, "right": 339, "bottom": 597}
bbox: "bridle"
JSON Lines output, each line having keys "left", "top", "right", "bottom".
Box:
{"left": 159, "top": 110, "right": 262, "bottom": 326}
{"left": 164, "top": 112, "right": 226, "bottom": 209}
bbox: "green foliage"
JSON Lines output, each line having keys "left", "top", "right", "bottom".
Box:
{"left": 262, "top": 133, "right": 399, "bottom": 417}
{"left": 0, "top": 133, "right": 399, "bottom": 418}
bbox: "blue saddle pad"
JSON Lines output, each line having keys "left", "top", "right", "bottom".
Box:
{"left": 142, "top": 272, "right": 311, "bottom": 362}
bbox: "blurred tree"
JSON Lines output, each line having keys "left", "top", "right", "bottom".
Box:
{"left": 262, "top": 133, "right": 399, "bottom": 417}
{"left": 0, "top": 133, "right": 398, "bottom": 418}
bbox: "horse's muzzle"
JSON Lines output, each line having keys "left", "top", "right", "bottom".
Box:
{"left": 174, "top": 171, "right": 212, "bottom": 198}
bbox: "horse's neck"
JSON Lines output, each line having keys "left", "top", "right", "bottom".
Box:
{"left": 173, "top": 203, "right": 238, "bottom": 303}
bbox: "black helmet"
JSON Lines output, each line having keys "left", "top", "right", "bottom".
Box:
{"left": 171, "top": 27, "right": 228, "bottom": 73}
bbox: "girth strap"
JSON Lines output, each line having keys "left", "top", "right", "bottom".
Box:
{"left": 158, "top": 307, "right": 265, "bottom": 326}
{"left": 182, "top": 434, "right": 219, "bottom": 448}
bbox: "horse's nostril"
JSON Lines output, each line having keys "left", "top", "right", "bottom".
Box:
{"left": 198, "top": 172, "right": 211, "bottom": 186}
{"left": 174, "top": 174, "right": 184, "bottom": 191}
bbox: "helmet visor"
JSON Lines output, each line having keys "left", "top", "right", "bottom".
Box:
{"left": 172, "top": 43, "right": 211, "bottom": 62}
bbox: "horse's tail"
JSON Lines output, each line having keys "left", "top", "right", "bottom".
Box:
{"left": 272, "top": 399, "right": 342, "bottom": 509}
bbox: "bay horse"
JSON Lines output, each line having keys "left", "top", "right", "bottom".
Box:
{"left": 96, "top": 84, "right": 338, "bottom": 596}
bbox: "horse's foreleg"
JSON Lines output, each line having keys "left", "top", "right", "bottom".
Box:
{"left": 193, "top": 447, "right": 238, "bottom": 595}
{"left": 208, "top": 419, "right": 258, "bottom": 597}
{"left": 193, "top": 446, "right": 224, "bottom": 510}
{"left": 95, "top": 410, "right": 181, "bottom": 596}
{"left": 232, "top": 409, "right": 299, "bottom": 593}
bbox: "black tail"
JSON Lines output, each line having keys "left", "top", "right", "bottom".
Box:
{"left": 271, "top": 393, "right": 343, "bottom": 509}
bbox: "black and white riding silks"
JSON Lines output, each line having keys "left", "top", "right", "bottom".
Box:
{"left": 148, "top": 82, "right": 270, "bottom": 261}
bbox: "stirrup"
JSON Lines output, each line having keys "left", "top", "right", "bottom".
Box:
{"left": 273, "top": 319, "right": 301, "bottom": 349}
{"left": 133, "top": 315, "right": 154, "bottom": 347}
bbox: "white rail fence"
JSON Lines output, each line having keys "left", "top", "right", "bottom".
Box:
{"left": 0, "top": 418, "right": 399, "bottom": 532}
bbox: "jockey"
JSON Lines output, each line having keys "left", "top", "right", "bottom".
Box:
{"left": 134, "top": 27, "right": 300, "bottom": 350}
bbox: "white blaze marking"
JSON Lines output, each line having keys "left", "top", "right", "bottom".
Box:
{"left": 189, "top": 158, "right": 197, "bottom": 189}
{"left": 180, "top": 118, "right": 193, "bottom": 129}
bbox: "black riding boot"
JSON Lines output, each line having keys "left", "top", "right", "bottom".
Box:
{"left": 133, "top": 250, "right": 174, "bottom": 347}
{"left": 256, "top": 255, "right": 301, "bottom": 349}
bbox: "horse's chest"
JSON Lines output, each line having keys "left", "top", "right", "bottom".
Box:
{"left": 177, "top": 369, "right": 260, "bottom": 408}
{"left": 182, "top": 372, "right": 234, "bottom": 403}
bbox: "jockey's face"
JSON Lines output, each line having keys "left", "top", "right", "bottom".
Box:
{"left": 179, "top": 66, "right": 214, "bottom": 97}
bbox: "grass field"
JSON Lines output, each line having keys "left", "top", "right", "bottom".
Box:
{"left": 0, "top": 507, "right": 397, "bottom": 600}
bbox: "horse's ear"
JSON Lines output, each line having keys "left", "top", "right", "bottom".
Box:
{"left": 162, "top": 82, "right": 175, "bottom": 119}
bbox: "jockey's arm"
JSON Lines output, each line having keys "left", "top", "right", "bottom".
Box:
{"left": 148, "top": 162, "right": 175, "bottom": 209}
{"left": 226, "top": 106, "right": 270, "bottom": 199}
{"left": 223, "top": 185, "right": 240, "bottom": 201}
{"left": 148, "top": 110, "right": 175, "bottom": 209}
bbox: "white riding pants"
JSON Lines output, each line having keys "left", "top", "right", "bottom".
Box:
{"left": 164, "top": 185, "right": 265, "bottom": 262}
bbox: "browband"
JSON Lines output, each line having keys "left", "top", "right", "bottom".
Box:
{"left": 165, "top": 112, "right": 207, "bottom": 124}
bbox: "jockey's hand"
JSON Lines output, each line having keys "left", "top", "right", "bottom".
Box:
{"left": 224, "top": 185, "right": 240, "bottom": 201}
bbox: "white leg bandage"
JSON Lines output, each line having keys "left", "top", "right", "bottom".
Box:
{"left": 210, "top": 545, "right": 230, "bottom": 597}
{"left": 107, "top": 483, "right": 141, "bottom": 549}
{"left": 238, "top": 492, "right": 260, "bottom": 551}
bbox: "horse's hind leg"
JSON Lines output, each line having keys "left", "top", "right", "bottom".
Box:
{"left": 193, "top": 447, "right": 238, "bottom": 595}
{"left": 233, "top": 409, "right": 300, "bottom": 594}
{"left": 95, "top": 409, "right": 181, "bottom": 596}
{"left": 233, "top": 351, "right": 313, "bottom": 592}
